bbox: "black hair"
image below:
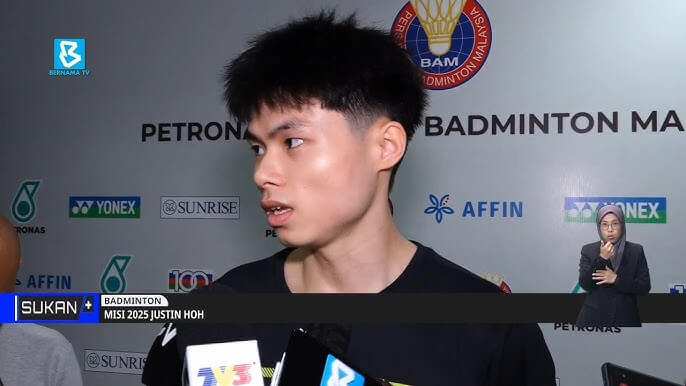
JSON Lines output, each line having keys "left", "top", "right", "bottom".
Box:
{"left": 223, "top": 11, "right": 427, "bottom": 191}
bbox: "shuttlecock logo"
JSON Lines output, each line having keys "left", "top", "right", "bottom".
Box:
{"left": 412, "top": 0, "right": 466, "bottom": 56}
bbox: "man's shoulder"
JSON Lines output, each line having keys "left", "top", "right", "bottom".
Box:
{"left": 211, "top": 248, "right": 292, "bottom": 292}
{"left": 406, "top": 243, "right": 503, "bottom": 293}
{"left": 0, "top": 323, "right": 72, "bottom": 348}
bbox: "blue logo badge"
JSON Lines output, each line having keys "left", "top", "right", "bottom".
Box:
{"left": 320, "top": 355, "right": 364, "bottom": 386}
{"left": 424, "top": 194, "right": 454, "bottom": 223}
{"left": 54, "top": 38, "right": 85, "bottom": 69}
{"left": 50, "top": 38, "right": 90, "bottom": 76}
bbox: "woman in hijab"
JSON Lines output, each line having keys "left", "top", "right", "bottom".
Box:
{"left": 576, "top": 204, "right": 651, "bottom": 327}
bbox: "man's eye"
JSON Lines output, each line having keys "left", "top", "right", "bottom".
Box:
{"left": 250, "top": 145, "right": 264, "bottom": 155}
{"left": 286, "top": 138, "right": 304, "bottom": 149}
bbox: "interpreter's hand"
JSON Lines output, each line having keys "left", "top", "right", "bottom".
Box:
{"left": 599, "top": 239, "right": 615, "bottom": 260}
{"left": 592, "top": 266, "right": 617, "bottom": 285}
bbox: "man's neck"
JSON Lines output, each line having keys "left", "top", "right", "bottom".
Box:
{"left": 284, "top": 208, "right": 417, "bottom": 293}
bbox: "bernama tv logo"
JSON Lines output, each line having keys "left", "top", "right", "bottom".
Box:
{"left": 564, "top": 197, "right": 667, "bottom": 224}
{"left": 392, "top": 0, "right": 492, "bottom": 90}
{"left": 51, "top": 38, "right": 90, "bottom": 76}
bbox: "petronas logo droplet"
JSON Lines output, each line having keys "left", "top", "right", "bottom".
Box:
{"left": 11, "top": 180, "right": 41, "bottom": 223}
{"left": 571, "top": 282, "right": 585, "bottom": 294}
{"left": 100, "top": 255, "right": 132, "bottom": 293}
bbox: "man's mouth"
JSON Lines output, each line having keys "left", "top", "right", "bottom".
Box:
{"left": 268, "top": 206, "right": 292, "bottom": 215}
{"left": 261, "top": 200, "right": 294, "bottom": 227}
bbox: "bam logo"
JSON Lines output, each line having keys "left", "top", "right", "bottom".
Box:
{"left": 197, "top": 364, "right": 252, "bottom": 386}
{"left": 70, "top": 196, "right": 141, "bottom": 218}
{"left": 564, "top": 197, "right": 666, "bottom": 224}
{"left": 392, "top": 0, "right": 492, "bottom": 90}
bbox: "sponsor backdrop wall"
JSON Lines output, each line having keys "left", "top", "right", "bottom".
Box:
{"left": 1, "top": 0, "right": 685, "bottom": 385}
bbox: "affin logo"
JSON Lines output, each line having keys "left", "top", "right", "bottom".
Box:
{"left": 100, "top": 255, "right": 132, "bottom": 293}
{"left": 51, "top": 38, "right": 90, "bottom": 76}
{"left": 11, "top": 180, "right": 41, "bottom": 223}
{"left": 564, "top": 197, "right": 666, "bottom": 223}
{"left": 69, "top": 196, "right": 141, "bottom": 218}
{"left": 424, "top": 194, "right": 454, "bottom": 223}
{"left": 320, "top": 355, "right": 364, "bottom": 386}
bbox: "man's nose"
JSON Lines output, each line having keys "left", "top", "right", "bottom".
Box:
{"left": 253, "top": 149, "right": 284, "bottom": 189}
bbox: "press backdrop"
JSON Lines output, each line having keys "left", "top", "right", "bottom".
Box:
{"left": 1, "top": 1, "right": 685, "bottom": 385}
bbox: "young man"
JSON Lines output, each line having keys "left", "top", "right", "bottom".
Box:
{"left": 143, "top": 12, "right": 555, "bottom": 385}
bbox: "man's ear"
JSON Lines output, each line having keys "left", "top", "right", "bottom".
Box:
{"left": 375, "top": 120, "right": 407, "bottom": 172}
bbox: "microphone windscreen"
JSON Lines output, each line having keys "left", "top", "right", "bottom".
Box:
{"left": 304, "top": 323, "right": 352, "bottom": 357}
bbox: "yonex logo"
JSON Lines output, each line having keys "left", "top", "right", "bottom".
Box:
{"left": 564, "top": 197, "right": 666, "bottom": 224}
{"left": 69, "top": 196, "right": 141, "bottom": 219}
{"left": 72, "top": 200, "right": 95, "bottom": 215}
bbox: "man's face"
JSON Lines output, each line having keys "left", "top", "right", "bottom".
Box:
{"left": 247, "top": 103, "right": 379, "bottom": 247}
{"left": 599, "top": 213, "right": 622, "bottom": 244}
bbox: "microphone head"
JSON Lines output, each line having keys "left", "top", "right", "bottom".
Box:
{"left": 304, "top": 323, "right": 352, "bottom": 357}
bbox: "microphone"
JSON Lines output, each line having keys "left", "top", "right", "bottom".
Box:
{"left": 183, "top": 340, "right": 265, "bottom": 386}
{"left": 181, "top": 283, "right": 265, "bottom": 386}
{"left": 273, "top": 327, "right": 386, "bottom": 386}
{"left": 303, "top": 323, "right": 351, "bottom": 358}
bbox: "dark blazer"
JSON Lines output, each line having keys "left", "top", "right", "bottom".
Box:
{"left": 576, "top": 241, "right": 651, "bottom": 327}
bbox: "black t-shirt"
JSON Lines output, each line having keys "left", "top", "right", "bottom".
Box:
{"left": 142, "top": 242, "right": 556, "bottom": 386}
